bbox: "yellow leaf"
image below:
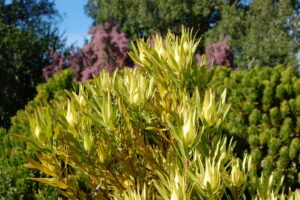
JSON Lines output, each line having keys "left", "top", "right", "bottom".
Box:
{"left": 24, "top": 158, "right": 57, "bottom": 177}
{"left": 27, "top": 178, "right": 68, "bottom": 189}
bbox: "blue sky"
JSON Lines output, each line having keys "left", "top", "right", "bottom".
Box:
{"left": 55, "top": 0, "right": 92, "bottom": 47}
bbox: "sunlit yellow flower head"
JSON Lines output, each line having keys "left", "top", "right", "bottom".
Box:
{"left": 66, "top": 100, "right": 77, "bottom": 126}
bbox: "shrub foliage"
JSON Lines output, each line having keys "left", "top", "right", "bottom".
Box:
{"left": 209, "top": 65, "right": 300, "bottom": 189}
{"left": 17, "top": 29, "right": 299, "bottom": 199}
{"left": 0, "top": 126, "right": 61, "bottom": 200}
{"left": 0, "top": 69, "right": 77, "bottom": 199}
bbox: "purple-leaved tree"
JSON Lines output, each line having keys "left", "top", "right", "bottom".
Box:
{"left": 196, "top": 37, "right": 234, "bottom": 68}
{"left": 43, "top": 52, "right": 67, "bottom": 81}
{"left": 43, "top": 22, "right": 133, "bottom": 82}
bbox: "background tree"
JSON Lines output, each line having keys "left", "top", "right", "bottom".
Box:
{"left": 43, "top": 22, "right": 132, "bottom": 83}
{"left": 85, "top": 0, "right": 300, "bottom": 69}
{"left": 0, "top": 0, "right": 64, "bottom": 128}
{"left": 85, "top": 0, "right": 226, "bottom": 39}
{"left": 205, "top": 0, "right": 300, "bottom": 69}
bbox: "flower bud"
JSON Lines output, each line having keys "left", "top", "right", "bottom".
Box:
{"left": 83, "top": 134, "right": 93, "bottom": 152}
{"left": 123, "top": 179, "right": 134, "bottom": 187}
{"left": 133, "top": 92, "right": 140, "bottom": 104}
{"left": 295, "top": 189, "right": 300, "bottom": 200}
{"left": 174, "top": 46, "right": 185, "bottom": 67}
{"left": 231, "top": 165, "right": 246, "bottom": 188}
{"left": 170, "top": 187, "right": 181, "bottom": 200}
{"left": 182, "top": 111, "right": 196, "bottom": 147}
{"left": 139, "top": 51, "right": 148, "bottom": 65}
{"left": 183, "top": 41, "right": 189, "bottom": 54}
{"left": 73, "top": 86, "right": 87, "bottom": 107}
{"left": 78, "top": 94, "right": 86, "bottom": 106}
{"left": 129, "top": 87, "right": 143, "bottom": 106}
{"left": 103, "top": 93, "right": 114, "bottom": 124}
{"left": 34, "top": 123, "right": 41, "bottom": 139}
{"left": 157, "top": 46, "right": 165, "bottom": 58}
{"left": 200, "top": 158, "right": 221, "bottom": 194}
{"left": 97, "top": 145, "right": 107, "bottom": 163}
{"left": 140, "top": 52, "right": 146, "bottom": 62}
{"left": 201, "top": 89, "right": 217, "bottom": 126}
{"left": 170, "top": 171, "right": 185, "bottom": 200}
{"left": 66, "top": 100, "right": 76, "bottom": 126}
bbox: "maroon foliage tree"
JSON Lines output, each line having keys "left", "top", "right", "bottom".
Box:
{"left": 196, "top": 37, "right": 234, "bottom": 68}
{"left": 43, "top": 52, "right": 67, "bottom": 81}
{"left": 43, "top": 22, "right": 132, "bottom": 82}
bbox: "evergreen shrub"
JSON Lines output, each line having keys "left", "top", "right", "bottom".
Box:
{"left": 209, "top": 65, "right": 300, "bottom": 189}
{"left": 17, "top": 29, "right": 299, "bottom": 199}
{"left": 0, "top": 69, "right": 77, "bottom": 199}
{"left": 0, "top": 127, "right": 61, "bottom": 200}
{"left": 10, "top": 69, "right": 77, "bottom": 136}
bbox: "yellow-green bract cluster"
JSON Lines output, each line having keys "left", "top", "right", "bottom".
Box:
{"left": 21, "top": 28, "right": 299, "bottom": 199}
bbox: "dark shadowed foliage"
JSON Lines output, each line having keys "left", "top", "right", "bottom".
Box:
{"left": 0, "top": 0, "right": 63, "bottom": 128}
{"left": 43, "top": 22, "right": 133, "bottom": 82}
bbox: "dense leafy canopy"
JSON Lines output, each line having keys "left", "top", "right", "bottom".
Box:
{"left": 85, "top": 0, "right": 300, "bottom": 69}
{"left": 205, "top": 0, "right": 300, "bottom": 68}
{"left": 0, "top": 0, "right": 63, "bottom": 128}
{"left": 85, "top": 0, "right": 226, "bottom": 39}
{"left": 210, "top": 66, "right": 300, "bottom": 189}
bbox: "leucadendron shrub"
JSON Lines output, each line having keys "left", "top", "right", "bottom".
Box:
{"left": 17, "top": 28, "right": 299, "bottom": 199}
{"left": 208, "top": 66, "right": 300, "bottom": 189}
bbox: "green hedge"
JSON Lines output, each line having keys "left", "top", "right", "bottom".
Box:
{"left": 0, "top": 69, "right": 77, "bottom": 199}
{"left": 209, "top": 65, "right": 300, "bottom": 189}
